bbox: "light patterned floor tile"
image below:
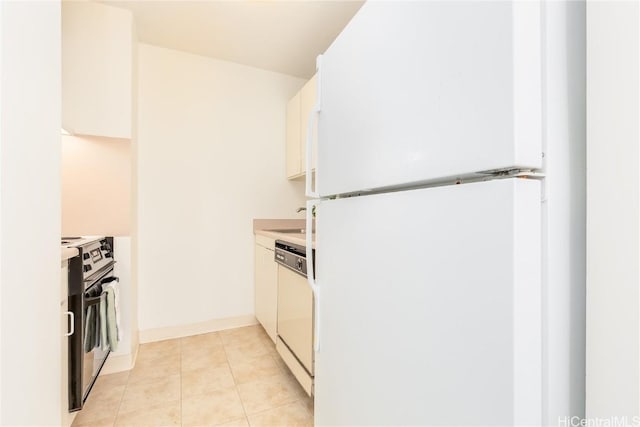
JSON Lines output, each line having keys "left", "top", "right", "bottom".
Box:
{"left": 73, "top": 404, "right": 119, "bottom": 427}
{"left": 72, "top": 417, "right": 116, "bottom": 427}
{"left": 224, "top": 339, "right": 272, "bottom": 364}
{"left": 262, "top": 340, "right": 279, "bottom": 356}
{"left": 182, "top": 331, "right": 224, "bottom": 350}
{"left": 247, "top": 400, "right": 313, "bottom": 427}
{"left": 214, "top": 417, "right": 250, "bottom": 427}
{"left": 71, "top": 383, "right": 124, "bottom": 426}
{"left": 237, "top": 373, "right": 307, "bottom": 415}
{"left": 128, "top": 352, "right": 180, "bottom": 384}
{"left": 86, "top": 381, "right": 126, "bottom": 404}
{"left": 271, "top": 353, "right": 290, "bottom": 374}
{"left": 94, "top": 371, "right": 130, "bottom": 389}
{"left": 301, "top": 394, "right": 314, "bottom": 416}
{"left": 71, "top": 326, "right": 314, "bottom": 427}
{"left": 182, "top": 346, "right": 228, "bottom": 372}
{"left": 114, "top": 400, "right": 181, "bottom": 427}
{"left": 220, "top": 325, "right": 268, "bottom": 346}
{"left": 182, "top": 387, "right": 246, "bottom": 426}
{"left": 182, "top": 364, "right": 236, "bottom": 398}
{"left": 119, "top": 374, "right": 180, "bottom": 413}
{"left": 228, "top": 354, "right": 281, "bottom": 384}
{"left": 136, "top": 338, "right": 181, "bottom": 362}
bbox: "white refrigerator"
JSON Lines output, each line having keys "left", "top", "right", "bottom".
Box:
{"left": 303, "top": 1, "right": 586, "bottom": 426}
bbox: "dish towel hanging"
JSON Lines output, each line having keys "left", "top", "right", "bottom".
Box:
{"left": 83, "top": 285, "right": 102, "bottom": 353}
{"left": 99, "top": 281, "right": 120, "bottom": 352}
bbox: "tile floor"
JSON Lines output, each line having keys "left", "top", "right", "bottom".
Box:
{"left": 72, "top": 325, "right": 314, "bottom": 427}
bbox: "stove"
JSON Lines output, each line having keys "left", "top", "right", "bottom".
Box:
{"left": 62, "top": 236, "right": 113, "bottom": 282}
{"left": 64, "top": 236, "right": 116, "bottom": 411}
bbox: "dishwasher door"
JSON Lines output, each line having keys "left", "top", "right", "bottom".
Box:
{"left": 277, "top": 264, "right": 314, "bottom": 374}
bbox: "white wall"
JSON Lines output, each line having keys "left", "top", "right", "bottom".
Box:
{"left": 0, "top": 1, "right": 61, "bottom": 424}
{"left": 113, "top": 238, "right": 132, "bottom": 352}
{"left": 586, "top": 1, "right": 640, "bottom": 419}
{"left": 137, "top": 44, "right": 306, "bottom": 335}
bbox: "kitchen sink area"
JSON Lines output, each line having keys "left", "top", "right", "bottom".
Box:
{"left": 253, "top": 220, "right": 316, "bottom": 249}
{"left": 266, "top": 228, "right": 315, "bottom": 240}
{"left": 269, "top": 228, "right": 307, "bottom": 234}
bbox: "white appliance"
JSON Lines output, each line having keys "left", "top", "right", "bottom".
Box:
{"left": 304, "top": 1, "right": 585, "bottom": 426}
{"left": 274, "top": 240, "right": 314, "bottom": 395}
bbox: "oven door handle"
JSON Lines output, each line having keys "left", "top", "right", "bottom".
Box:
{"left": 83, "top": 262, "right": 116, "bottom": 285}
{"left": 64, "top": 311, "right": 74, "bottom": 337}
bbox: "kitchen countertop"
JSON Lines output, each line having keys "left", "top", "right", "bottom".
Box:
{"left": 253, "top": 219, "right": 315, "bottom": 248}
{"left": 61, "top": 247, "right": 79, "bottom": 262}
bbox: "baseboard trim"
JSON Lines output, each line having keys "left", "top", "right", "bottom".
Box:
{"left": 101, "top": 352, "right": 135, "bottom": 375}
{"left": 139, "top": 315, "right": 258, "bottom": 343}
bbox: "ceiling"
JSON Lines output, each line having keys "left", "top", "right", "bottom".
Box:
{"left": 101, "top": 0, "right": 364, "bottom": 79}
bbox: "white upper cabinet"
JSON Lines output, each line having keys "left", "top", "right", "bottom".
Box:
{"left": 300, "top": 75, "right": 318, "bottom": 173}
{"left": 318, "top": 1, "right": 543, "bottom": 196}
{"left": 286, "top": 74, "right": 317, "bottom": 179}
{"left": 286, "top": 92, "right": 302, "bottom": 179}
{"left": 62, "top": 2, "right": 133, "bottom": 139}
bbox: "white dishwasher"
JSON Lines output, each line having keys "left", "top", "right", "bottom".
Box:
{"left": 275, "top": 240, "right": 314, "bottom": 395}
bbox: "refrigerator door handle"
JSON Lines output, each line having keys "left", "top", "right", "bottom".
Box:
{"left": 306, "top": 199, "right": 321, "bottom": 351}
{"left": 305, "top": 54, "right": 322, "bottom": 199}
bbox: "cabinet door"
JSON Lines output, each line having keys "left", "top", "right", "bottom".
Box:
{"left": 60, "top": 262, "right": 70, "bottom": 426}
{"left": 300, "top": 74, "right": 318, "bottom": 173}
{"left": 286, "top": 93, "right": 302, "bottom": 179}
{"left": 62, "top": 1, "right": 132, "bottom": 138}
{"left": 255, "top": 242, "right": 278, "bottom": 342}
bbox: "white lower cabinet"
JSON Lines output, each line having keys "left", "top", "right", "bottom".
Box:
{"left": 255, "top": 235, "right": 278, "bottom": 342}
{"left": 60, "top": 259, "right": 73, "bottom": 427}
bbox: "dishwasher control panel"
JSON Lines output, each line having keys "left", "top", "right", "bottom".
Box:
{"left": 275, "top": 240, "right": 313, "bottom": 277}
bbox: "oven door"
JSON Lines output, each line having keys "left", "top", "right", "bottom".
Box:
{"left": 81, "top": 268, "right": 114, "bottom": 403}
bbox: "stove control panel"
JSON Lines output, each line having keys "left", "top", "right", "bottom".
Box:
{"left": 80, "top": 237, "right": 114, "bottom": 281}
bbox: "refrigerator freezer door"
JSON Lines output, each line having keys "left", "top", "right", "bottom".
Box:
{"left": 318, "top": 1, "right": 542, "bottom": 197}
{"left": 314, "top": 179, "right": 542, "bottom": 426}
